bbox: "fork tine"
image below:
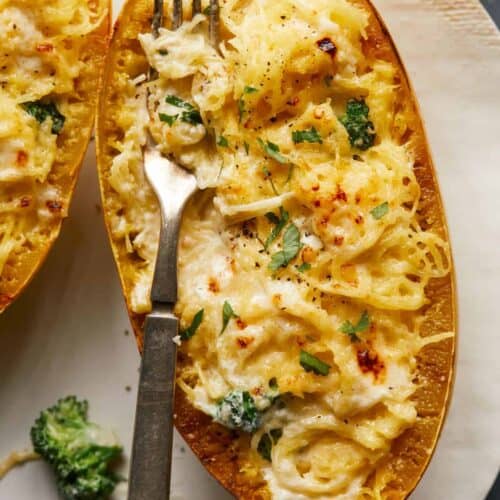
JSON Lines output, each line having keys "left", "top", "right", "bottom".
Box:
{"left": 192, "top": 0, "right": 201, "bottom": 15}
{"left": 208, "top": 0, "right": 219, "bottom": 48}
{"left": 152, "top": 0, "right": 164, "bottom": 37}
{"left": 172, "top": 0, "right": 183, "bottom": 29}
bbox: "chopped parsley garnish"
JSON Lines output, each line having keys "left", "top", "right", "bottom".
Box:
{"left": 22, "top": 101, "right": 65, "bottom": 134}
{"left": 244, "top": 86, "right": 258, "bottom": 94}
{"left": 300, "top": 350, "right": 331, "bottom": 376}
{"left": 264, "top": 206, "right": 289, "bottom": 250}
{"left": 159, "top": 113, "right": 178, "bottom": 126}
{"left": 370, "top": 202, "right": 389, "bottom": 220}
{"left": 202, "top": 5, "right": 211, "bottom": 15}
{"left": 297, "top": 262, "right": 311, "bottom": 272}
{"left": 165, "top": 95, "right": 203, "bottom": 125}
{"left": 217, "top": 135, "right": 229, "bottom": 147}
{"left": 158, "top": 49, "right": 169, "bottom": 55}
{"left": 244, "top": 141, "right": 250, "bottom": 155}
{"left": 257, "top": 428, "right": 283, "bottom": 462}
{"left": 257, "top": 433, "right": 272, "bottom": 461}
{"left": 257, "top": 138, "right": 287, "bottom": 164}
{"left": 180, "top": 309, "right": 204, "bottom": 341}
{"left": 269, "top": 223, "right": 301, "bottom": 271}
{"left": 238, "top": 86, "right": 258, "bottom": 123}
{"left": 262, "top": 166, "right": 279, "bottom": 195}
{"left": 220, "top": 300, "right": 238, "bottom": 334}
{"left": 268, "top": 377, "right": 278, "bottom": 391}
{"left": 339, "top": 98, "right": 376, "bottom": 150}
{"left": 181, "top": 108, "right": 203, "bottom": 125}
{"left": 340, "top": 310, "right": 370, "bottom": 342}
{"left": 165, "top": 95, "right": 191, "bottom": 109}
{"left": 292, "top": 127, "right": 323, "bottom": 144}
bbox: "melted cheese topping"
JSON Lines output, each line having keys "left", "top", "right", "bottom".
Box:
{"left": 107, "top": 0, "right": 451, "bottom": 497}
{"left": 0, "top": 0, "right": 106, "bottom": 279}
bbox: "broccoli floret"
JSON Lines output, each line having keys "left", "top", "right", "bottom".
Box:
{"left": 30, "top": 396, "right": 122, "bottom": 500}
{"left": 339, "top": 98, "right": 376, "bottom": 150}
{"left": 215, "top": 391, "right": 262, "bottom": 433}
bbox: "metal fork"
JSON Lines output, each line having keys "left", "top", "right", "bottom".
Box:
{"left": 127, "top": 1, "right": 219, "bottom": 499}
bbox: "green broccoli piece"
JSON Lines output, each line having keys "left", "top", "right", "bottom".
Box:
{"left": 339, "top": 98, "right": 376, "bottom": 150}
{"left": 215, "top": 390, "right": 262, "bottom": 433}
{"left": 30, "top": 396, "right": 122, "bottom": 500}
{"left": 22, "top": 100, "right": 65, "bottom": 134}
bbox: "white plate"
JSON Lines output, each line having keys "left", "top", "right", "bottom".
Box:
{"left": 0, "top": 1, "right": 499, "bottom": 499}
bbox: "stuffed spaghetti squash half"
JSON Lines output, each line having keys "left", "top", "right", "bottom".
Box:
{"left": 0, "top": 0, "right": 110, "bottom": 312}
{"left": 97, "top": 0, "right": 456, "bottom": 498}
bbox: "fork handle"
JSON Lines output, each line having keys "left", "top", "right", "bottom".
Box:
{"left": 128, "top": 310, "right": 178, "bottom": 500}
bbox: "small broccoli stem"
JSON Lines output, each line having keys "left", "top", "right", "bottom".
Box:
{"left": 0, "top": 449, "right": 40, "bottom": 480}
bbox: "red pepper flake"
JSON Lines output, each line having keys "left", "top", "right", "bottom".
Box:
{"left": 251, "top": 386, "right": 263, "bottom": 396}
{"left": 19, "top": 196, "right": 31, "bottom": 208}
{"left": 286, "top": 96, "right": 300, "bottom": 106}
{"left": 333, "top": 185, "right": 347, "bottom": 202}
{"left": 236, "top": 336, "right": 253, "bottom": 348}
{"left": 236, "top": 318, "right": 247, "bottom": 330}
{"left": 311, "top": 184, "right": 320, "bottom": 192}
{"left": 16, "top": 150, "right": 28, "bottom": 166}
{"left": 354, "top": 214, "right": 364, "bottom": 224}
{"left": 46, "top": 200, "right": 63, "bottom": 212}
{"left": 313, "top": 200, "right": 321, "bottom": 207}
{"left": 208, "top": 277, "right": 220, "bottom": 293}
{"left": 333, "top": 236, "right": 344, "bottom": 246}
{"left": 316, "top": 37, "right": 337, "bottom": 58}
{"left": 295, "top": 336, "right": 306, "bottom": 347}
{"left": 356, "top": 346, "right": 385, "bottom": 378}
{"left": 36, "top": 43, "right": 54, "bottom": 53}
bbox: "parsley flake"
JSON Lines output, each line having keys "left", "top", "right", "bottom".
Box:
{"left": 292, "top": 127, "right": 323, "bottom": 144}
{"left": 257, "top": 138, "right": 287, "bottom": 164}
{"left": 269, "top": 223, "right": 301, "bottom": 271}
{"left": 300, "top": 350, "right": 331, "bottom": 376}
{"left": 257, "top": 433, "right": 272, "bottom": 461}
{"left": 238, "top": 86, "right": 258, "bottom": 123}
{"left": 340, "top": 98, "right": 376, "bottom": 150}
{"left": 180, "top": 309, "right": 204, "bottom": 341}
{"left": 257, "top": 428, "right": 283, "bottom": 462}
{"left": 165, "top": 95, "right": 203, "bottom": 125}
{"left": 244, "top": 86, "right": 258, "bottom": 94}
{"left": 340, "top": 310, "right": 370, "bottom": 342}
{"left": 262, "top": 166, "right": 279, "bottom": 195}
{"left": 217, "top": 135, "right": 229, "bottom": 147}
{"left": 297, "top": 262, "right": 311, "bottom": 273}
{"left": 370, "top": 202, "right": 389, "bottom": 220}
{"left": 220, "top": 301, "right": 238, "bottom": 334}
{"left": 264, "top": 207, "right": 289, "bottom": 250}
{"left": 159, "top": 113, "right": 178, "bottom": 126}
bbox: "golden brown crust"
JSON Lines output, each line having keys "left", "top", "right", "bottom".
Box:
{"left": 97, "top": 0, "right": 456, "bottom": 497}
{"left": 0, "top": 2, "right": 111, "bottom": 313}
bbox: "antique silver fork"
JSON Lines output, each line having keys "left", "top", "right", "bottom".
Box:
{"left": 128, "top": 1, "right": 219, "bottom": 499}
